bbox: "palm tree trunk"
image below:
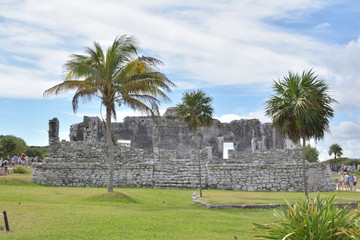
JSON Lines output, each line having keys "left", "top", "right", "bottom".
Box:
{"left": 302, "top": 137, "right": 309, "bottom": 199}
{"left": 196, "top": 129, "right": 203, "bottom": 198}
{"left": 106, "top": 107, "right": 115, "bottom": 192}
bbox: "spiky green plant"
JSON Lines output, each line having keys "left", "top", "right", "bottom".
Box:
{"left": 254, "top": 194, "right": 360, "bottom": 240}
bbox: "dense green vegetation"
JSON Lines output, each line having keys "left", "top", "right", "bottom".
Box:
{"left": 305, "top": 144, "right": 319, "bottom": 162}
{"left": 0, "top": 135, "right": 48, "bottom": 158}
{"left": 325, "top": 157, "right": 360, "bottom": 167}
{"left": 254, "top": 194, "right": 359, "bottom": 239}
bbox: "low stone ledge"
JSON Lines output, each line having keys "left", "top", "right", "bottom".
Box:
{"left": 192, "top": 193, "right": 360, "bottom": 209}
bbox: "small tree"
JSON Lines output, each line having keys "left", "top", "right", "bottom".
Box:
{"left": 305, "top": 144, "right": 319, "bottom": 162}
{"left": 176, "top": 90, "right": 213, "bottom": 198}
{"left": 44, "top": 35, "right": 175, "bottom": 192}
{"left": 265, "top": 70, "right": 336, "bottom": 198}
{"left": 329, "top": 143, "right": 343, "bottom": 159}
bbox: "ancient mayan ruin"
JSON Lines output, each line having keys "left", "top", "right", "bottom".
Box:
{"left": 31, "top": 108, "right": 336, "bottom": 191}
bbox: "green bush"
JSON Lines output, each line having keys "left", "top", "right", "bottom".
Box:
{"left": 254, "top": 194, "right": 360, "bottom": 240}
{"left": 12, "top": 166, "right": 28, "bottom": 174}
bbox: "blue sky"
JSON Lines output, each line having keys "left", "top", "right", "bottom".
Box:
{"left": 1, "top": 0, "right": 360, "bottom": 161}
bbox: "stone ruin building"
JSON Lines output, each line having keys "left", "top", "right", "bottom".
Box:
{"left": 31, "top": 108, "right": 336, "bottom": 192}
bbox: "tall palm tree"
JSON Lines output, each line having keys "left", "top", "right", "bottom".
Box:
{"left": 265, "top": 70, "right": 336, "bottom": 198}
{"left": 44, "top": 35, "right": 175, "bottom": 192}
{"left": 176, "top": 90, "right": 214, "bottom": 198}
{"left": 328, "top": 143, "right": 343, "bottom": 159}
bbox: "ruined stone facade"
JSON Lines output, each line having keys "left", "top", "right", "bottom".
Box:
{"left": 31, "top": 112, "right": 336, "bottom": 192}
{"left": 68, "top": 108, "right": 297, "bottom": 159}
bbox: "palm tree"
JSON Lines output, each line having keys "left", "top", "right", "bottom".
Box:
{"left": 265, "top": 70, "right": 336, "bottom": 198}
{"left": 44, "top": 35, "right": 175, "bottom": 192}
{"left": 176, "top": 90, "right": 214, "bottom": 198}
{"left": 328, "top": 143, "right": 343, "bottom": 159}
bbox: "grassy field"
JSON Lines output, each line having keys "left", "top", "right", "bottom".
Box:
{"left": 0, "top": 173, "right": 275, "bottom": 240}
{"left": 0, "top": 172, "right": 358, "bottom": 240}
{"left": 202, "top": 189, "right": 360, "bottom": 205}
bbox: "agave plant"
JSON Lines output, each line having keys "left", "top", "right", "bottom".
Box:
{"left": 254, "top": 194, "right": 360, "bottom": 240}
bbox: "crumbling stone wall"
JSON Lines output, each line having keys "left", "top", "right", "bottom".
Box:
{"left": 32, "top": 135, "right": 335, "bottom": 191}
{"left": 68, "top": 110, "right": 297, "bottom": 158}
{"left": 31, "top": 115, "right": 336, "bottom": 191}
{"left": 31, "top": 145, "right": 335, "bottom": 191}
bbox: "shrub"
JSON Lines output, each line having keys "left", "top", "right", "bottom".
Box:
{"left": 12, "top": 166, "right": 28, "bottom": 174}
{"left": 254, "top": 193, "right": 360, "bottom": 240}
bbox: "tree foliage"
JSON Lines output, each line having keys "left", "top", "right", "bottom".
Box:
{"left": 329, "top": 143, "right": 343, "bottom": 159}
{"left": 26, "top": 146, "right": 49, "bottom": 158}
{"left": 0, "top": 135, "right": 27, "bottom": 156}
{"left": 0, "top": 135, "right": 48, "bottom": 158}
{"left": 305, "top": 144, "right": 319, "bottom": 162}
{"left": 265, "top": 70, "right": 336, "bottom": 143}
{"left": 325, "top": 157, "right": 360, "bottom": 167}
{"left": 44, "top": 35, "right": 175, "bottom": 192}
{"left": 265, "top": 70, "right": 336, "bottom": 198}
{"left": 176, "top": 90, "right": 214, "bottom": 197}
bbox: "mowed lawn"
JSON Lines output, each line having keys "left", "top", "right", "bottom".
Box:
{"left": 0, "top": 174, "right": 274, "bottom": 240}
{"left": 202, "top": 189, "right": 360, "bottom": 205}
{"left": 1, "top": 173, "right": 358, "bottom": 240}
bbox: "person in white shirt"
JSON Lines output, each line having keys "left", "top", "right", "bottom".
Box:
{"left": 338, "top": 173, "right": 344, "bottom": 190}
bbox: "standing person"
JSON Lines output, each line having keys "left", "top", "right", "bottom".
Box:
{"left": 338, "top": 173, "right": 344, "bottom": 191}
{"left": 19, "top": 153, "right": 26, "bottom": 166}
{"left": 348, "top": 173, "right": 354, "bottom": 191}
{"left": 344, "top": 172, "right": 350, "bottom": 191}
{"left": 352, "top": 174, "right": 357, "bottom": 191}
{"left": 3, "top": 158, "right": 9, "bottom": 175}
{"left": 13, "top": 155, "right": 19, "bottom": 165}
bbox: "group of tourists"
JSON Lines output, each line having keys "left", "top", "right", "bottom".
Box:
{"left": 0, "top": 154, "right": 43, "bottom": 175}
{"left": 338, "top": 172, "right": 358, "bottom": 191}
{"left": 330, "top": 164, "right": 360, "bottom": 173}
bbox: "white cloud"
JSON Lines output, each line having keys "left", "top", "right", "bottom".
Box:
{"left": 215, "top": 110, "right": 271, "bottom": 123}
{"left": 324, "top": 37, "right": 360, "bottom": 109}
{"left": 0, "top": 0, "right": 339, "bottom": 98}
{"left": 311, "top": 120, "right": 360, "bottom": 161}
{"left": 332, "top": 121, "right": 360, "bottom": 139}
{"left": 315, "top": 22, "right": 330, "bottom": 30}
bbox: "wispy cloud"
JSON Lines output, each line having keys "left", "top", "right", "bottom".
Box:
{"left": 0, "top": 0, "right": 340, "bottom": 97}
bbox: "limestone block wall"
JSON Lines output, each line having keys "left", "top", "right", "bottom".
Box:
{"left": 31, "top": 141, "right": 336, "bottom": 192}
{"left": 68, "top": 115, "right": 296, "bottom": 159}
{"left": 207, "top": 162, "right": 335, "bottom": 192}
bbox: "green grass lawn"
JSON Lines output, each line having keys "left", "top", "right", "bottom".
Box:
{"left": 0, "top": 173, "right": 274, "bottom": 240}
{"left": 201, "top": 190, "right": 360, "bottom": 205}
{"left": 0, "top": 172, "right": 358, "bottom": 240}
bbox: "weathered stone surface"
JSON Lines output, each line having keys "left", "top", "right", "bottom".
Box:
{"left": 67, "top": 112, "right": 297, "bottom": 158}
{"left": 34, "top": 111, "right": 336, "bottom": 192}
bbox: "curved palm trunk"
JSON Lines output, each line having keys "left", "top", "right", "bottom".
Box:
{"left": 196, "top": 129, "right": 203, "bottom": 198}
{"left": 302, "top": 137, "right": 309, "bottom": 199}
{"left": 106, "top": 107, "right": 115, "bottom": 192}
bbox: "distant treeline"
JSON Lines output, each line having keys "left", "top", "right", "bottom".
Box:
{"left": 0, "top": 135, "right": 49, "bottom": 158}
{"left": 324, "top": 157, "right": 360, "bottom": 166}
